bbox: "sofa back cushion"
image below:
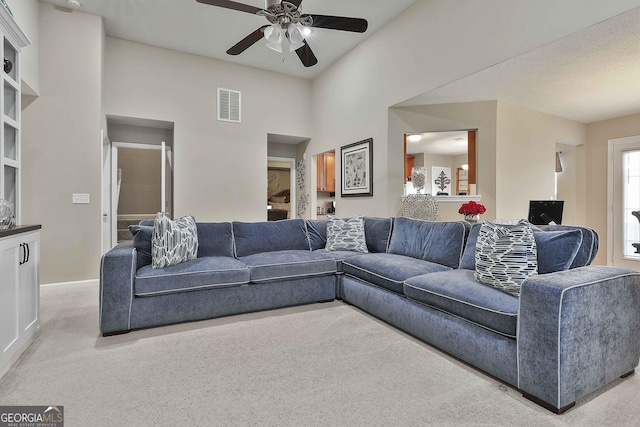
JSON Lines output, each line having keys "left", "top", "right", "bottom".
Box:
{"left": 306, "top": 217, "right": 393, "bottom": 253}
{"left": 233, "top": 219, "right": 310, "bottom": 257}
{"left": 196, "top": 222, "right": 235, "bottom": 258}
{"left": 460, "top": 222, "right": 597, "bottom": 273}
{"left": 388, "top": 217, "right": 469, "bottom": 268}
{"left": 129, "top": 224, "right": 154, "bottom": 268}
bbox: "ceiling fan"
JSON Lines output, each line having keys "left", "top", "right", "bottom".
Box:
{"left": 196, "top": 0, "right": 369, "bottom": 67}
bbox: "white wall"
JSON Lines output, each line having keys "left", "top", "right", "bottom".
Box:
{"left": 495, "top": 102, "right": 586, "bottom": 220}
{"left": 21, "top": 3, "right": 103, "bottom": 284}
{"left": 104, "top": 37, "right": 312, "bottom": 223}
{"left": 556, "top": 143, "right": 580, "bottom": 225}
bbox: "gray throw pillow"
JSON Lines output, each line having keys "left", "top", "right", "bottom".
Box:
{"left": 325, "top": 215, "right": 368, "bottom": 253}
{"left": 152, "top": 213, "right": 199, "bottom": 269}
{"left": 474, "top": 220, "right": 537, "bottom": 297}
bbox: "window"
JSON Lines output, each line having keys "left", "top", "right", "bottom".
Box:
{"left": 623, "top": 150, "right": 640, "bottom": 258}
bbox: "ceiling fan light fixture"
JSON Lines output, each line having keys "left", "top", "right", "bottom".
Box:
{"left": 264, "top": 25, "right": 281, "bottom": 44}
{"left": 265, "top": 24, "right": 305, "bottom": 53}
{"left": 288, "top": 25, "right": 305, "bottom": 45}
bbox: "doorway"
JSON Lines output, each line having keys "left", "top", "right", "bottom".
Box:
{"left": 101, "top": 117, "right": 174, "bottom": 252}
{"left": 111, "top": 142, "right": 173, "bottom": 242}
{"left": 608, "top": 135, "right": 640, "bottom": 269}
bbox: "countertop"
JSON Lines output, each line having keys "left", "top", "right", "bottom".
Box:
{"left": 0, "top": 224, "right": 42, "bottom": 239}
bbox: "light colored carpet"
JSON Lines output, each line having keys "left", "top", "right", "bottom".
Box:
{"left": 1, "top": 282, "right": 639, "bottom": 426}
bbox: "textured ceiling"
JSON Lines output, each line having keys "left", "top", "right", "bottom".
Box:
{"left": 40, "top": 0, "right": 415, "bottom": 80}
{"left": 396, "top": 6, "right": 640, "bottom": 124}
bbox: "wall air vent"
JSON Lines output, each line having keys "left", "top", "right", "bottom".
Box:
{"left": 217, "top": 88, "right": 242, "bottom": 123}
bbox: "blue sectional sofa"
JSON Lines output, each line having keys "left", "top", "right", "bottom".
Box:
{"left": 100, "top": 217, "right": 640, "bottom": 413}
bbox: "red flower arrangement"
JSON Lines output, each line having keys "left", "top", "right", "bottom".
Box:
{"left": 459, "top": 201, "right": 486, "bottom": 216}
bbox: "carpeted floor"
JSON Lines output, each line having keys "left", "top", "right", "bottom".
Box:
{"left": 1, "top": 282, "right": 639, "bottom": 426}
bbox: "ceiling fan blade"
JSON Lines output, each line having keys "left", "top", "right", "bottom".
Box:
{"left": 295, "top": 41, "right": 318, "bottom": 67}
{"left": 227, "top": 25, "right": 269, "bottom": 55}
{"left": 306, "top": 14, "right": 368, "bottom": 33}
{"left": 287, "top": 0, "right": 303, "bottom": 7}
{"left": 196, "top": 0, "right": 262, "bottom": 14}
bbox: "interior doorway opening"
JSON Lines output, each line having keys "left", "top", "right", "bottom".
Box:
{"left": 102, "top": 116, "right": 174, "bottom": 251}
{"left": 267, "top": 133, "right": 309, "bottom": 221}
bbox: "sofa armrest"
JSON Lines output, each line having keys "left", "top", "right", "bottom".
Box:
{"left": 100, "top": 242, "right": 137, "bottom": 335}
{"left": 517, "top": 266, "right": 640, "bottom": 411}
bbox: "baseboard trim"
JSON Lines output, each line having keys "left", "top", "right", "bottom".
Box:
{"left": 41, "top": 279, "right": 99, "bottom": 288}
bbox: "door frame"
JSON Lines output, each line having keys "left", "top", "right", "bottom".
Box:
{"left": 607, "top": 134, "right": 640, "bottom": 267}
{"left": 100, "top": 129, "right": 112, "bottom": 255}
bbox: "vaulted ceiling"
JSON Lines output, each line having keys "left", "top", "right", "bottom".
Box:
{"left": 39, "top": 1, "right": 640, "bottom": 124}
{"left": 40, "top": 0, "right": 415, "bottom": 80}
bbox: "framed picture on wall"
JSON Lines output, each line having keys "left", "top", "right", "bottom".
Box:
{"left": 341, "top": 138, "right": 373, "bottom": 197}
{"left": 456, "top": 167, "right": 469, "bottom": 195}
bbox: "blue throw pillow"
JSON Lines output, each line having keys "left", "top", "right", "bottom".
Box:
{"left": 129, "top": 224, "right": 153, "bottom": 267}
{"left": 531, "top": 227, "right": 583, "bottom": 274}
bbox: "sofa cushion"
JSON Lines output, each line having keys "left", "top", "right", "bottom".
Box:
{"left": 196, "top": 222, "right": 235, "bottom": 258}
{"left": 475, "top": 221, "right": 537, "bottom": 297}
{"left": 459, "top": 223, "right": 481, "bottom": 270}
{"left": 387, "top": 218, "right": 469, "bottom": 268}
{"left": 240, "top": 250, "right": 336, "bottom": 283}
{"left": 313, "top": 249, "right": 364, "bottom": 272}
{"left": 233, "top": 219, "right": 311, "bottom": 257}
{"left": 307, "top": 217, "right": 393, "bottom": 253}
{"left": 129, "top": 224, "right": 153, "bottom": 268}
{"left": 404, "top": 269, "right": 519, "bottom": 337}
{"left": 326, "top": 215, "right": 368, "bottom": 252}
{"left": 152, "top": 214, "right": 199, "bottom": 269}
{"left": 343, "top": 253, "right": 451, "bottom": 294}
{"left": 135, "top": 256, "right": 250, "bottom": 297}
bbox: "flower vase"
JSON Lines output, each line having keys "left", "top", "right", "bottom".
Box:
{"left": 464, "top": 214, "right": 480, "bottom": 224}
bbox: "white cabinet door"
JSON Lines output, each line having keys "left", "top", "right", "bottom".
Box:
{"left": 0, "top": 237, "right": 19, "bottom": 356}
{"left": 0, "top": 230, "right": 40, "bottom": 379}
{"left": 19, "top": 233, "right": 39, "bottom": 333}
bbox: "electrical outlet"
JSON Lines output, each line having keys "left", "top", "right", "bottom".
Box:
{"left": 72, "top": 193, "right": 90, "bottom": 204}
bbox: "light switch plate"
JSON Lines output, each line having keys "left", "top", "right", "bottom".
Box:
{"left": 72, "top": 193, "right": 90, "bottom": 204}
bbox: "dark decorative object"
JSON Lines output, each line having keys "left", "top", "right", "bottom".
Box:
{"left": 196, "top": 0, "right": 368, "bottom": 68}
{"left": 434, "top": 170, "right": 451, "bottom": 193}
{"left": 3, "top": 58, "right": 11, "bottom": 74}
{"left": 632, "top": 211, "right": 640, "bottom": 253}
{"left": 341, "top": 138, "right": 373, "bottom": 197}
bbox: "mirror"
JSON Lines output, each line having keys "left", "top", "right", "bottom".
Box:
{"left": 404, "top": 130, "right": 476, "bottom": 196}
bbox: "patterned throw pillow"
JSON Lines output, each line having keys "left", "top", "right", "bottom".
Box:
{"left": 474, "top": 220, "right": 537, "bottom": 297}
{"left": 325, "top": 215, "right": 368, "bottom": 253}
{"left": 152, "top": 213, "right": 199, "bottom": 269}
